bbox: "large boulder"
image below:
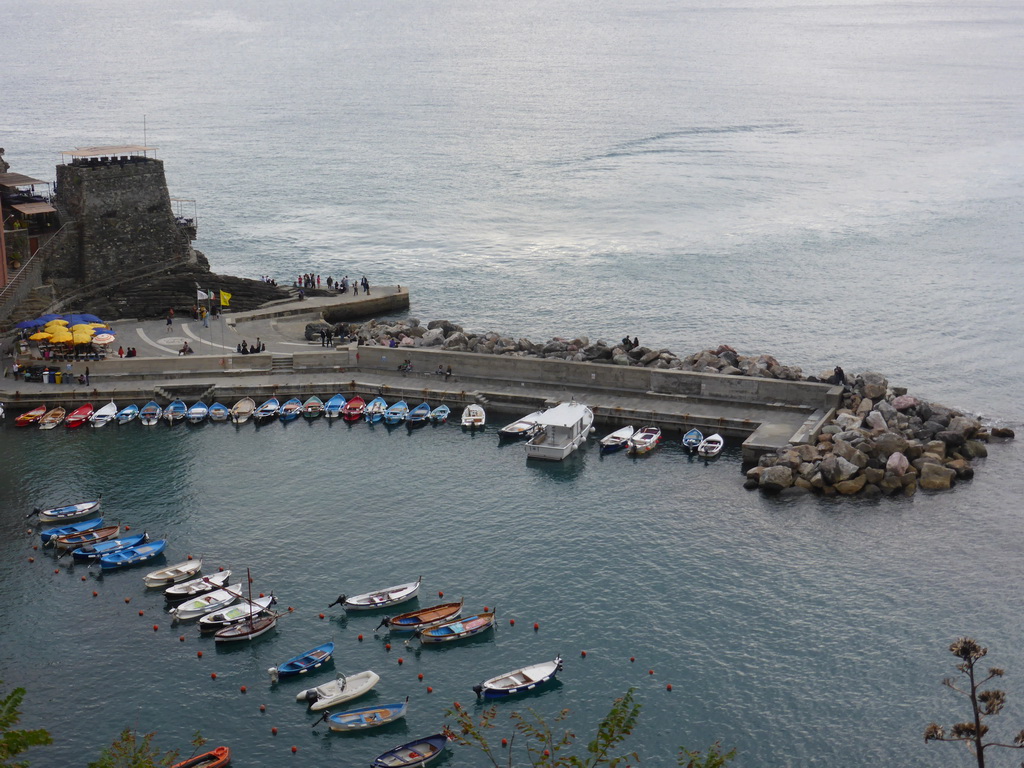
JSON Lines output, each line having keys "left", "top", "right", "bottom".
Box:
{"left": 961, "top": 440, "right": 988, "bottom": 459}
{"left": 873, "top": 431, "right": 909, "bottom": 459}
{"left": 947, "top": 416, "right": 981, "bottom": 438}
{"left": 919, "top": 463, "right": 956, "bottom": 490}
{"left": 885, "top": 452, "right": 910, "bottom": 476}
{"left": 891, "top": 394, "right": 919, "bottom": 411}
{"left": 865, "top": 411, "right": 888, "bottom": 431}
{"left": 820, "top": 455, "right": 860, "bottom": 485}
{"left": 832, "top": 439, "right": 869, "bottom": 469}
{"left": 442, "top": 332, "right": 469, "bottom": 350}
{"left": 859, "top": 372, "right": 889, "bottom": 400}
{"left": 835, "top": 474, "right": 868, "bottom": 495}
{"left": 834, "top": 413, "right": 863, "bottom": 431}
{"left": 427, "top": 319, "right": 460, "bottom": 336}
{"left": 759, "top": 466, "right": 794, "bottom": 493}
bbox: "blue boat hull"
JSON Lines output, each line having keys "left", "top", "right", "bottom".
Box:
{"left": 72, "top": 533, "right": 148, "bottom": 562}
{"left": 40, "top": 517, "right": 104, "bottom": 544}
{"left": 277, "top": 642, "right": 335, "bottom": 677}
{"left": 99, "top": 540, "right": 168, "bottom": 570}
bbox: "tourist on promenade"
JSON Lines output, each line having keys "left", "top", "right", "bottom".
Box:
{"left": 118, "top": 346, "right": 124, "bottom": 358}
{"left": 84, "top": 366, "right": 90, "bottom": 385}
{"left": 445, "top": 365, "right": 452, "bottom": 381}
{"left": 326, "top": 329, "right": 333, "bottom": 346}
{"left": 361, "top": 276, "right": 370, "bottom": 294}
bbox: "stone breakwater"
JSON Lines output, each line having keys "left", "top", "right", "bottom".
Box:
{"left": 746, "top": 371, "right": 1015, "bottom": 498}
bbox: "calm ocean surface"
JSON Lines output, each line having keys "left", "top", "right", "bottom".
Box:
{"left": 2, "top": 0, "right": 1023, "bottom": 765}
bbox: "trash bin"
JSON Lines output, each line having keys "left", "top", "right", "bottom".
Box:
{"left": 48, "top": 370, "right": 56, "bottom": 384}
{"left": 55, "top": 371, "right": 63, "bottom": 384}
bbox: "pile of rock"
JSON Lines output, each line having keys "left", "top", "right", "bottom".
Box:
{"left": 746, "top": 371, "right": 1014, "bottom": 497}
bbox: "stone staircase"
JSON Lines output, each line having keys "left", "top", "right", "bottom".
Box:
{"left": 270, "top": 355, "right": 293, "bottom": 374}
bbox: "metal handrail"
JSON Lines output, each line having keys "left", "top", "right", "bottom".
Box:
{"left": 0, "top": 222, "right": 70, "bottom": 302}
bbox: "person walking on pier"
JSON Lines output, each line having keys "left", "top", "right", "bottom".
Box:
{"left": 166, "top": 308, "right": 174, "bottom": 332}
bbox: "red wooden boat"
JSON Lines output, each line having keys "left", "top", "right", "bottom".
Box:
{"left": 171, "top": 745, "right": 230, "bottom": 768}
{"left": 15, "top": 405, "right": 47, "bottom": 427}
{"left": 341, "top": 395, "right": 365, "bottom": 421}
{"left": 65, "top": 404, "right": 95, "bottom": 428}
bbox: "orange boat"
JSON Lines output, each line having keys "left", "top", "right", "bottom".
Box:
{"left": 15, "top": 405, "right": 47, "bottom": 427}
{"left": 171, "top": 746, "right": 230, "bottom": 768}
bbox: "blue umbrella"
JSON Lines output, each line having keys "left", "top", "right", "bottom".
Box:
{"left": 64, "top": 313, "right": 102, "bottom": 324}
{"left": 35, "top": 313, "right": 62, "bottom": 322}
{"left": 15, "top": 319, "right": 44, "bottom": 329}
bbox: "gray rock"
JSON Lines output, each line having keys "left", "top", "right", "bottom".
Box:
{"left": 759, "top": 466, "right": 794, "bottom": 493}
{"left": 891, "top": 394, "right": 919, "bottom": 411}
{"left": 947, "top": 415, "right": 981, "bottom": 438}
{"left": 935, "top": 430, "right": 965, "bottom": 448}
{"left": 834, "top": 413, "right": 863, "bottom": 431}
{"left": 865, "top": 411, "right": 888, "bottom": 431}
{"left": 961, "top": 440, "right": 988, "bottom": 459}
{"left": 860, "top": 372, "right": 889, "bottom": 400}
{"left": 835, "top": 474, "right": 867, "bottom": 495}
{"left": 427, "top": 319, "right": 460, "bottom": 336}
{"left": 872, "top": 431, "right": 909, "bottom": 459}
{"left": 833, "top": 439, "right": 869, "bottom": 469}
{"left": 612, "top": 354, "right": 631, "bottom": 366}
{"left": 919, "top": 463, "right": 956, "bottom": 490}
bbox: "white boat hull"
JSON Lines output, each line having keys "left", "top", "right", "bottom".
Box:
{"left": 525, "top": 402, "right": 594, "bottom": 461}
{"left": 297, "top": 670, "right": 380, "bottom": 711}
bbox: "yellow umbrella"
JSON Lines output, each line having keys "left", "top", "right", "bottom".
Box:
{"left": 89, "top": 323, "right": 108, "bottom": 329}
{"left": 72, "top": 331, "right": 94, "bottom": 345}
{"left": 49, "top": 330, "right": 73, "bottom": 343}
{"left": 71, "top": 324, "right": 95, "bottom": 332}
{"left": 45, "top": 318, "right": 69, "bottom": 326}
{"left": 29, "top": 331, "right": 52, "bottom": 341}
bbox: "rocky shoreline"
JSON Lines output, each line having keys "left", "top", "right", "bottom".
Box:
{"left": 306, "top": 317, "right": 1014, "bottom": 497}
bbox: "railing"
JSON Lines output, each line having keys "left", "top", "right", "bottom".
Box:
{"left": 0, "top": 222, "right": 72, "bottom": 322}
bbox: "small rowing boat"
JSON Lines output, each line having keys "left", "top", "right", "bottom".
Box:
{"left": 40, "top": 517, "right": 104, "bottom": 545}
{"left": 627, "top": 426, "right": 661, "bottom": 456}
{"left": 163, "top": 400, "right": 187, "bottom": 425}
{"left": 140, "top": 401, "right": 162, "bottom": 426}
{"left": 52, "top": 522, "right": 121, "bottom": 551}
{"left": 473, "top": 656, "right": 563, "bottom": 698}
{"left": 164, "top": 570, "right": 231, "bottom": 602}
{"left": 90, "top": 401, "right": 118, "bottom": 428}
{"left": 377, "top": 600, "right": 463, "bottom": 633}
{"left": 302, "top": 395, "right": 324, "bottom": 419}
{"left": 324, "top": 394, "right": 346, "bottom": 418}
{"left": 371, "top": 733, "right": 447, "bottom": 768}
{"left": 65, "top": 404, "right": 95, "bottom": 429}
{"left": 364, "top": 396, "right": 387, "bottom": 423}
{"left": 38, "top": 407, "right": 66, "bottom": 429}
{"left": 230, "top": 397, "right": 255, "bottom": 424}
{"left": 279, "top": 397, "right": 302, "bottom": 421}
{"left": 71, "top": 532, "right": 148, "bottom": 562}
{"left": 214, "top": 613, "right": 278, "bottom": 643}
{"left": 35, "top": 499, "right": 102, "bottom": 524}
{"left": 697, "top": 432, "right": 725, "bottom": 458}
{"left": 330, "top": 577, "right": 421, "bottom": 612}
{"left": 186, "top": 401, "right": 209, "bottom": 424}
{"left": 170, "top": 745, "right": 231, "bottom": 768}
{"left": 342, "top": 395, "right": 366, "bottom": 421}
{"left": 199, "top": 595, "right": 275, "bottom": 633}
{"left": 144, "top": 558, "right": 203, "bottom": 588}
{"left": 599, "top": 425, "right": 634, "bottom": 454}
{"left": 170, "top": 587, "right": 241, "bottom": 621}
{"left": 296, "top": 670, "right": 380, "bottom": 711}
{"left": 498, "top": 410, "right": 544, "bottom": 441}
{"left": 418, "top": 611, "right": 496, "bottom": 644}
{"left": 15, "top": 405, "right": 47, "bottom": 427}
{"left": 428, "top": 404, "right": 450, "bottom": 423}
{"left": 208, "top": 402, "right": 230, "bottom": 422}
{"left": 407, "top": 402, "right": 431, "bottom": 428}
{"left": 253, "top": 397, "right": 280, "bottom": 425}
{"left": 461, "top": 404, "right": 486, "bottom": 430}
{"left": 115, "top": 404, "right": 139, "bottom": 424}
{"left": 681, "top": 428, "right": 703, "bottom": 453}
{"left": 99, "top": 539, "right": 168, "bottom": 570}
{"left": 384, "top": 400, "right": 409, "bottom": 424}
{"left": 320, "top": 698, "right": 409, "bottom": 732}
{"left": 269, "top": 641, "right": 334, "bottom": 680}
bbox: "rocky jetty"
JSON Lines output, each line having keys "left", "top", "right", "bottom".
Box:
{"left": 746, "top": 371, "right": 1014, "bottom": 498}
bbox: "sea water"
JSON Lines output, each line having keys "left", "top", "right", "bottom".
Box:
{"left": 1, "top": 0, "right": 1023, "bottom": 765}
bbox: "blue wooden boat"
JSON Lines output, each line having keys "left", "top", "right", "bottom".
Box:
{"left": 271, "top": 641, "right": 335, "bottom": 680}
{"left": 364, "top": 396, "right": 388, "bottom": 423}
{"left": 682, "top": 428, "right": 703, "bottom": 453}
{"left": 71, "top": 532, "right": 148, "bottom": 562}
{"left": 279, "top": 397, "right": 303, "bottom": 422}
{"left": 323, "top": 698, "right": 409, "bottom": 732}
{"left": 407, "top": 402, "right": 430, "bottom": 428}
{"left": 163, "top": 400, "right": 187, "bottom": 425}
{"left": 140, "top": 401, "right": 162, "bottom": 426}
{"left": 418, "top": 611, "right": 496, "bottom": 644}
{"left": 372, "top": 733, "right": 448, "bottom": 768}
{"left": 324, "top": 394, "right": 346, "bottom": 418}
{"left": 253, "top": 397, "right": 280, "bottom": 425}
{"left": 115, "top": 404, "right": 139, "bottom": 424}
{"left": 99, "top": 539, "right": 167, "bottom": 570}
{"left": 384, "top": 400, "right": 409, "bottom": 425}
{"left": 428, "top": 404, "right": 450, "bottom": 423}
{"left": 187, "top": 401, "right": 209, "bottom": 424}
{"left": 40, "top": 517, "right": 104, "bottom": 544}
{"left": 208, "top": 402, "right": 230, "bottom": 422}
{"left": 473, "top": 656, "right": 563, "bottom": 698}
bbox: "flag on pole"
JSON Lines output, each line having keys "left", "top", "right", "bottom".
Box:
{"left": 220, "top": 290, "right": 232, "bottom": 307}
{"left": 197, "top": 288, "right": 209, "bottom": 301}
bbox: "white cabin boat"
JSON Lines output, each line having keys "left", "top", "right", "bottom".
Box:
{"left": 524, "top": 401, "right": 594, "bottom": 461}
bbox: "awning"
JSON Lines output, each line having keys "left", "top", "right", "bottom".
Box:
{"left": 10, "top": 202, "right": 56, "bottom": 215}
{"left": 0, "top": 172, "right": 48, "bottom": 187}
{"left": 60, "top": 145, "right": 156, "bottom": 158}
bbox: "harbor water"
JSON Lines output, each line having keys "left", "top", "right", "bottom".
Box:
{"left": 2, "top": 0, "right": 1024, "bottom": 765}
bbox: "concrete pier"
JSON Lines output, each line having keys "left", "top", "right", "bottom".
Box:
{"left": 1, "top": 289, "right": 840, "bottom": 464}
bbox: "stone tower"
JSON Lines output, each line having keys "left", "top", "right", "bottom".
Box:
{"left": 49, "top": 147, "right": 197, "bottom": 286}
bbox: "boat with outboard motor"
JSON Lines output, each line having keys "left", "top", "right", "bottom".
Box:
{"left": 524, "top": 401, "right": 594, "bottom": 461}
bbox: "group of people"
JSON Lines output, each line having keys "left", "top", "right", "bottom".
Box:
{"left": 116, "top": 347, "right": 139, "bottom": 358}
{"left": 621, "top": 336, "right": 640, "bottom": 350}
{"left": 236, "top": 339, "right": 265, "bottom": 355}
{"left": 259, "top": 275, "right": 278, "bottom": 286}
{"left": 294, "top": 274, "right": 371, "bottom": 296}
{"left": 318, "top": 329, "right": 335, "bottom": 346}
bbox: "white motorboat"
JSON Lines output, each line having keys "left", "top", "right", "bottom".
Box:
{"left": 497, "top": 410, "right": 544, "bottom": 441}
{"left": 296, "top": 670, "right": 381, "bottom": 711}
{"left": 89, "top": 401, "right": 118, "bottom": 428}
{"left": 697, "top": 433, "right": 725, "bottom": 458}
{"left": 330, "top": 577, "right": 422, "bottom": 611}
{"left": 164, "top": 570, "right": 231, "bottom": 601}
{"left": 198, "top": 595, "right": 275, "bottom": 633}
{"left": 598, "top": 425, "right": 634, "bottom": 454}
{"left": 170, "top": 587, "right": 242, "bottom": 621}
{"left": 460, "top": 404, "right": 486, "bottom": 430}
{"left": 627, "top": 426, "right": 662, "bottom": 456}
{"left": 524, "top": 401, "right": 594, "bottom": 461}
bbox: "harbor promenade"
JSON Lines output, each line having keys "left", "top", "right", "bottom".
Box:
{"left": 1, "top": 286, "right": 841, "bottom": 463}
